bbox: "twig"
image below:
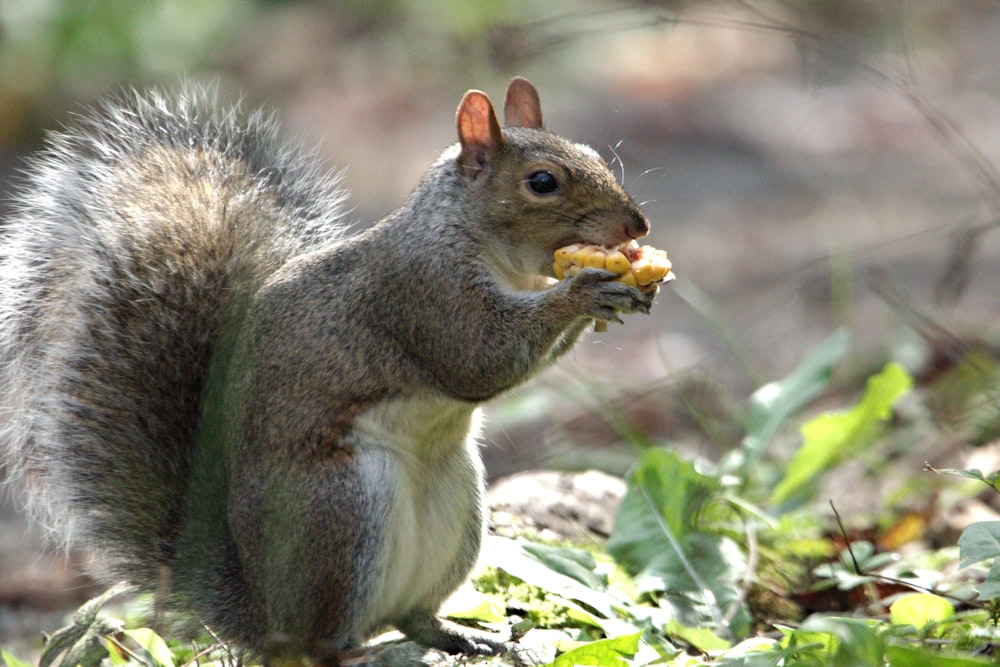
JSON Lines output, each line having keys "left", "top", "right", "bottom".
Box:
{"left": 828, "top": 499, "right": 981, "bottom": 609}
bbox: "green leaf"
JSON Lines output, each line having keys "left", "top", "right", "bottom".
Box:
{"left": 771, "top": 362, "right": 912, "bottom": 506}
{"left": 741, "top": 329, "right": 849, "bottom": 466}
{"left": 930, "top": 467, "right": 1000, "bottom": 490}
{"left": 641, "top": 532, "right": 752, "bottom": 637}
{"left": 609, "top": 448, "right": 750, "bottom": 636}
{"left": 552, "top": 631, "right": 641, "bottom": 667}
{"left": 664, "top": 619, "right": 732, "bottom": 652}
{"left": 480, "top": 536, "right": 618, "bottom": 618}
{"left": 889, "top": 593, "right": 955, "bottom": 628}
{"left": 798, "top": 616, "right": 884, "bottom": 667}
{"left": 123, "top": 628, "right": 175, "bottom": 667}
{"left": 979, "top": 557, "right": 1000, "bottom": 599}
{"left": 885, "top": 643, "right": 994, "bottom": 666}
{"left": 958, "top": 521, "right": 1000, "bottom": 567}
{"left": 443, "top": 593, "right": 506, "bottom": 624}
{"left": 520, "top": 541, "right": 603, "bottom": 590}
{"left": 2, "top": 650, "right": 34, "bottom": 667}
{"left": 958, "top": 522, "right": 1000, "bottom": 600}
{"left": 609, "top": 448, "right": 720, "bottom": 574}
{"left": 105, "top": 637, "right": 131, "bottom": 666}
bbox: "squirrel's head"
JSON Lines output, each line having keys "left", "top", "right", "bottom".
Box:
{"left": 454, "top": 77, "right": 651, "bottom": 279}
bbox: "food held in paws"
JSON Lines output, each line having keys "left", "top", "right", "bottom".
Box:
{"left": 553, "top": 242, "right": 673, "bottom": 287}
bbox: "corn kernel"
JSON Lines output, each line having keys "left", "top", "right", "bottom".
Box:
{"left": 650, "top": 258, "right": 671, "bottom": 283}
{"left": 582, "top": 248, "right": 606, "bottom": 269}
{"left": 630, "top": 258, "right": 655, "bottom": 285}
{"left": 554, "top": 245, "right": 579, "bottom": 264}
{"left": 605, "top": 250, "right": 630, "bottom": 275}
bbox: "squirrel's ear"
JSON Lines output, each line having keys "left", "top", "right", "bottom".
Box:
{"left": 503, "top": 77, "right": 543, "bottom": 129}
{"left": 456, "top": 90, "right": 504, "bottom": 180}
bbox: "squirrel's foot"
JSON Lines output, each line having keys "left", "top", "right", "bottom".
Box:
{"left": 397, "top": 612, "right": 515, "bottom": 655}
{"left": 568, "top": 267, "right": 655, "bottom": 324}
{"left": 395, "top": 613, "right": 543, "bottom": 665}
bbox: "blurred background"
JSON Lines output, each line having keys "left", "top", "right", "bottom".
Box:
{"left": 2, "top": 0, "right": 1000, "bottom": 650}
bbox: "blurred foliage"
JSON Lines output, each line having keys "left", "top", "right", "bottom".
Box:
{"left": 0, "top": 0, "right": 979, "bottom": 147}
{"left": 0, "top": 0, "right": 250, "bottom": 145}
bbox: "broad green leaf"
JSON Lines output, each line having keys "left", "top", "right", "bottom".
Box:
{"left": 520, "top": 541, "right": 603, "bottom": 590}
{"left": 609, "top": 448, "right": 750, "bottom": 637}
{"left": 479, "top": 536, "right": 617, "bottom": 618}
{"left": 958, "top": 521, "right": 1000, "bottom": 566}
{"left": 552, "top": 631, "right": 641, "bottom": 667}
{"left": 771, "top": 362, "right": 912, "bottom": 506}
{"left": 958, "top": 519, "right": 1000, "bottom": 598}
{"left": 889, "top": 593, "right": 954, "bottom": 628}
{"left": 549, "top": 596, "right": 603, "bottom": 628}
{"left": 719, "top": 636, "right": 779, "bottom": 658}
{"left": 443, "top": 593, "right": 506, "bottom": 623}
{"left": 979, "top": 557, "right": 1000, "bottom": 600}
{"left": 886, "top": 643, "right": 993, "bottom": 666}
{"left": 636, "top": 532, "right": 751, "bottom": 638}
{"left": 609, "top": 448, "right": 720, "bottom": 574}
{"left": 2, "top": 650, "right": 34, "bottom": 667}
{"left": 664, "top": 619, "right": 732, "bottom": 652}
{"left": 123, "top": 628, "right": 175, "bottom": 667}
{"left": 798, "top": 616, "right": 884, "bottom": 667}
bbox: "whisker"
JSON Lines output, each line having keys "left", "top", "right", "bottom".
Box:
{"left": 608, "top": 140, "right": 626, "bottom": 185}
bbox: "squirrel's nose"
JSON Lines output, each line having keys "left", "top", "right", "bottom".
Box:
{"left": 627, "top": 211, "right": 650, "bottom": 239}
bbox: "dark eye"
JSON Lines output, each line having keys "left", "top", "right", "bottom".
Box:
{"left": 526, "top": 170, "right": 559, "bottom": 195}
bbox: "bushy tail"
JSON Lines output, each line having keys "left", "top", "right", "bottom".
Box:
{"left": 0, "top": 85, "right": 348, "bottom": 585}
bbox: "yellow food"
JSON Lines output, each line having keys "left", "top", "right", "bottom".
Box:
{"left": 552, "top": 242, "right": 673, "bottom": 288}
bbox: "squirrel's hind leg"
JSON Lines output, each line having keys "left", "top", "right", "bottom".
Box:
{"left": 396, "top": 612, "right": 543, "bottom": 666}
{"left": 227, "top": 449, "right": 394, "bottom": 661}
{"left": 396, "top": 611, "right": 505, "bottom": 656}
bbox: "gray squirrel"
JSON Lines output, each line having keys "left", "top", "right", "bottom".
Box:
{"left": 0, "top": 77, "right": 658, "bottom": 664}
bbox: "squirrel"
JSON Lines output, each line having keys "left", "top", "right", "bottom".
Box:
{"left": 0, "top": 77, "right": 658, "bottom": 664}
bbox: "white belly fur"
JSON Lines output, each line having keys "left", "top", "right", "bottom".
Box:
{"left": 350, "top": 393, "right": 486, "bottom": 631}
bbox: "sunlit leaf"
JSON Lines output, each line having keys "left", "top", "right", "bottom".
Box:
{"left": 664, "top": 619, "right": 732, "bottom": 652}
{"left": 798, "top": 616, "right": 884, "bottom": 667}
{"left": 551, "top": 631, "right": 641, "bottom": 667}
{"left": 889, "top": 593, "right": 954, "bottom": 628}
{"left": 520, "top": 541, "right": 603, "bottom": 590}
{"left": 443, "top": 591, "right": 506, "bottom": 624}
{"left": 2, "top": 650, "right": 34, "bottom": 667}
{"left": 885, "top": 643, "right": 993, "bottom": 666}
{"left": 480, "top": 536, "right": 618, "bottom": 618}
{"left": 772, "top": 362, "right": 912, "bottom": 506}
{"left": 123, "top": 628, "right": 175, "bottom": 667}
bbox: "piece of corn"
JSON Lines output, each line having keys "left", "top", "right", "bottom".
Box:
{"left": 552, "top": 241, "right": 673, "bottom": 288}
{"left": 552, "top": 241, "right": 673, "bottom": 332}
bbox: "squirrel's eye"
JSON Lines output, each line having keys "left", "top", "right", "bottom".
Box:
{"left": 526, "top": 170, "right": 559, "bottom": 195}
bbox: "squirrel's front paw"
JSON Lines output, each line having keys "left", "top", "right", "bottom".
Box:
{"left": 569, "top": 267, "right": 654, "bottom": 324}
